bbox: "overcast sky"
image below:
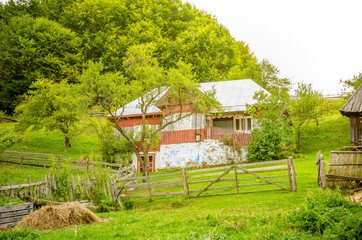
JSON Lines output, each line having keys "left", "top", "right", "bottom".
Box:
{"left": 183, "top": 0, "right": 362, "bottom": 95}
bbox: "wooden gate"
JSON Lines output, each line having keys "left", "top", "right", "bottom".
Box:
{"left": 117, "top": 157, "right": 297, "bottom": 200}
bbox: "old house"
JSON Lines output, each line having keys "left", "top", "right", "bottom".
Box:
{"left": 115, "top": 79, "right": 267, "bottom": 172}
{"left": 340, "top": 84, "right": 362, "bottom": 145}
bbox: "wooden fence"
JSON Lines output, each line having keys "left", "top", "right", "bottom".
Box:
{"left": 316, "top": 151, "right": 362, "bottom": 188}
{"left": 0, "top": 203, "right": 33, "bottom": 228}
{"left": 0, "top": 151, "right": 130, "bottom": 174}
{"left": 204, "top": 126, "right": 252, "bottom": 147}
{"left": 117, "top": 157, "right": 296, "bottom": 200}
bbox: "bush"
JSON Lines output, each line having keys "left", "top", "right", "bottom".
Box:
{"left": 99, "top": 136, "right": 133, "bottom": 164}
{"left": 247, "top": 119, "right": 294, "bottom": 161}
{"left": 288, "top": 188, "right": 362, "bottom": 239}
{"left": 0, "top": 228, "right": 39, "bottom": 240}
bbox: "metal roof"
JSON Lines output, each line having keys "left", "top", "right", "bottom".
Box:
{"left": 115, "top": 79, "right": 267, "bottom": 116}
{"left": 340, "top": 83, "right": 362, "bottom": 116}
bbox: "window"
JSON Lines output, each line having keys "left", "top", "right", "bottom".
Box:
{"left": 235, "top": 117, "right": 254, "bottom": 132}
{"left": 138, "top": 154, "right": 155, "bottom": 173}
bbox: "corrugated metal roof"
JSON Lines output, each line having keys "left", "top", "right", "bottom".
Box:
{"left": 115, "top": 79, "right": 267, "bottom": 116}
{"left": 340, "top": 83, "right": 362, "bottom": 116}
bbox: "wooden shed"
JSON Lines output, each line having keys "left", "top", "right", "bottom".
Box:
{"left": 340, "top": 84, "right": 362, "bottom": 145}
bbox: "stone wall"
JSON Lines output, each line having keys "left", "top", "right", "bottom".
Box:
{"left": 157, "top": 139, "right": 247, "bottom": 169}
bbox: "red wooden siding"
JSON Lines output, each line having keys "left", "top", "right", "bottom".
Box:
{"left": 117, "top": 116, "right": 162, "bottom": 128}
{"left": 161, "top": 129, "right": 204, "bottom": 145}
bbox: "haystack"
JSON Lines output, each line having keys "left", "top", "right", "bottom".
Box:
{"left": 17, "top": 202, "right": 102, "bottom": 230}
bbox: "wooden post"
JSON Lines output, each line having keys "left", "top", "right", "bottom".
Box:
{"left": 234, "top": 165, "right": 239, "bottom": 194}
{"left": 146, "top": 172, "right": 152, "bottom": 201}
{"left": 316, "top": 150, "right": 321, "bottom": 184}
{"left": 319, "top": 155, "right": 327, "bottom": 188}
{"left": 57, "top": 155, "right": 60, "bottom": 171}
{"left": 67, "top": 178, "right": 72, "bottom": 201}
{"left": 181, "top": 168, "right": 190, "bottom": 199}
{"left": 77, "top": 175, "right": 82, "bottom": 199}
{"left": 289, "top": 157, "right": 297, "bottom": 192}
{"left": 21, "top": 154, "right": 24, "bottom": 169}
{"left": 71, "top": 175, "right": 77, "bottom": 201}
{"left": 86, "top": 160, "right": 89, "bottom": 175}
{"left": 28, "top": 174, "right": 32, "bottom": 197}
{"left": 287, "top": 158, "right": 293, "bottom": 191}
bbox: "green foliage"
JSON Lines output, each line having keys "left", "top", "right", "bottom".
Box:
{"left": 340, "top": 72, "right": 362, "bottom": 95}
{"left": 0, "top": 129, "right": 23, "bottom": 154}
{"left": 15, "top": 79, "right": 87, "bottom": 153}
{"left": 288, "top": 188, "right": 362, "bottom": 239}
{"left": 121, "top": 198, "right": 134, "bottom": 210}
{"left": 0, "top": 197, "right": 24, "bottom": 207}
{"left": 0, "top": 228, "right": 39, "bottom": 240}
{"left": 289, "top": 83, "right": 327, "bottom": 150}
{"left": 49, "top": 161, "right": 71, "bottom": 201}
{"left": 0, "top": 15, "right": 82, "bottom": 114}
{"left": 88, "top": 118, "right": 133, "bottom": 163}
{"left": 247, "top": 119, "right": 294, "bottom": 161}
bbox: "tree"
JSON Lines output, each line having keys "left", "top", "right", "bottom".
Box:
{"left": 340, "top": 72, "right": 362, "bottom": 95}
{"left": 246, "top": 90, "right": 294, "bottom": 161}
{"left": 0, "top": 15, "right": 83, "bottom": 114}
{"left": 15, "top": 79, "right": 87, "bottom": 153}
{"left": 289, "top": 82, "right": 326, "bottom": 150}
{"left": 79, "top": 44, "right": 220, "bottom": 175}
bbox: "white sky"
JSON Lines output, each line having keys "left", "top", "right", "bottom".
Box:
{"left": 183, "top": 0, "right": 362, "bottom": 95}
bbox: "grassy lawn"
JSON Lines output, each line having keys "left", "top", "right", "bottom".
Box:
{"left": 0, "top": 109, "right": 356, "bottom": 239}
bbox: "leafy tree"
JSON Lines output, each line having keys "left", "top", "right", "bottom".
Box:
{"left": 340, "top": 72, "right": 362, "bottom": 95}
{"left": 0, "top": 15, "right": 83, "bottom": 114}
{"left": 79, "top": 44, "right": 220, "bottom": 175}
{"left": 247, "top": 90, "right": 294, "bottom": 161}
{"left": 15, "top": 79, "right": 87, "bottom": 153}
{"left": 289, "top": 82, "right": 327, "bottom": 150}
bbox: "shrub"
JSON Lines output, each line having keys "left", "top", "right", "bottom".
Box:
{"left": 247, "top": 119, "right": 294, "bottom": 161}
{"left": 288, "top": 188, "right": 362, "bottom": 239}
{"left": 0, "top": 228, "right": 39, "bottom": 240}
{"left": 99, "top": 136, "right": 133, "bottom": 164}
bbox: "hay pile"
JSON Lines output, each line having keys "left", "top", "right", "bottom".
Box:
{"left": 17, "top": 202, "right": 102, "bottom": 230}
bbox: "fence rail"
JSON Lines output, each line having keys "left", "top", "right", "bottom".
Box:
{"left": 316, "top": 150, "right": 362, "bottom": 188}
{"left": 117, "top": 157, "right": 296, "bottom": 200}
{"left": 0, "top": 203, "right": 33, "bottom": 228}
{"left": 0, "top": 151, "right": 132, "bottom": 174}
{"left": 204, "top": 126, "right": 251, "bottom": 146}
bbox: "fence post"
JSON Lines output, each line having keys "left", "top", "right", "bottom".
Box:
{"left": 319, "top": 155, "right": 327, "bottom": 188}
{"left": 57, "top": 155, "right": 60, "bottom": 171}
{"left": 234, "top": 165, "right": 239, "bottom": 194}
{"left": 21, "top": 154, "right": 24, "bottom": 169}
{"left": 289, "top": 157, "right": 297, "bottom": 192}
{"left": 181, "top": 168, "right": 190, "bottom": 199}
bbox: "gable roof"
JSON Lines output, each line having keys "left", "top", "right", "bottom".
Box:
{"left": 115, "top": 79, "right": 267, "bottom": 117}
{"left": 340, "top": 83, "right": 362, "bottom": 116}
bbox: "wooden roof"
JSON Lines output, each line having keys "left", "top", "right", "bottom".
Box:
{"left": 340, "top": 83, "right": 362, "bottom": 116}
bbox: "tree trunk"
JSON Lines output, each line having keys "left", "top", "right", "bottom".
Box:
{"left": 65, "top": 137, "right": 71, "bottom": 153}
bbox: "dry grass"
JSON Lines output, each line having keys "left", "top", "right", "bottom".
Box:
{"left": 17, "top": 202, "right": 102, "bottom": 231}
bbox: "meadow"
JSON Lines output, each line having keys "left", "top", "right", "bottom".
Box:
{"left": 1, "top": 110, "right": 358, "bottom": 239}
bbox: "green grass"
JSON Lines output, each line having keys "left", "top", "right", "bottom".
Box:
{"left": 0, "top": 106, "right": 356, "bottom": 239}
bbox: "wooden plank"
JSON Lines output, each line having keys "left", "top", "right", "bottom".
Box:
{"left": 289, "top": 157, "right": 297, "bottom": 191}
{"left": 188, "top": 166, "right": 288, "bottom": 179}
{"left": 116, "top": 171, "right": 182, "bottom": 183}
{"left": 0, "top": 181, "right": 46, "bottom": 191}
{"left": 125, "top": 184, "right": 184, "bottom": 194}
{"left": 0, "top": 214, "right": 29, "bottom": 224}
{"left": 326, "top": 174, "right": 362, "bottom": 181}
{"left": 234, "top": 165, "right": 239, "bottom": 194}
{"left": 316, "top": 150, "right": 321, "bottom": 184}
{"left": 71, "top": 175, "right": 77, "bottom": 201}
{"left": 185, "top": 159, "right": 288, "bottom": 174}
{"left": 125, "top": 178, "right": 183, "bottom": 189}
{"left": 0, "top": 203, "right": 33, "bottom": 213}
{"left": 77, "top": 175, "right": 83, "bottom": 199}
{"left": 236, "top": 166, "right": 289, "bottom": 191}
{"left": 28, "top": 174, "right": 32, "bottom": 196}
{"left": 196, "top": 166, "right": 233, "bottom": 197}
{"left": 3, "top": 151, "right": 59, "bottom": 157}
{"left": 181, "top": 168, "right": 189, "bottom": 199}
{"left": 357, "top": 153, "right": 362, "bottom": 178}
{"left": 330, "top": 151, "right": 361, "bottom": 154}
{"left": 319, "top": 156, "right": 327, "bottom": 188}
{"left": 190, "top": 188, "right": 283, "bottom": 197}
{"left": 326, "top": 163, "right": 362, "bottom": 166}
{"left": 0, "top": 209, "right": 32, "bottom": 218}
{"left": 187, "top": 175, "right": 290, "bottom": 185}
{"left": 121, "top": 191, "right": 185, "bottom": 198}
